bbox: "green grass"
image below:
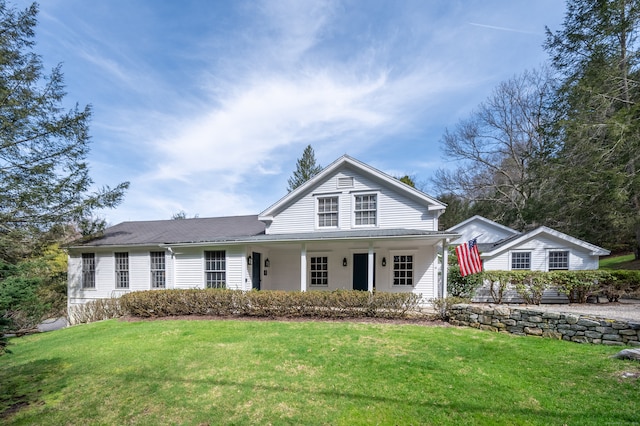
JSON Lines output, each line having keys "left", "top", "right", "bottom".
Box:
{"left": 600, "top": 253, "right": 640, "bottom": 270}
{"left": 1, "top": 319, "right": 639, "bottom": 425}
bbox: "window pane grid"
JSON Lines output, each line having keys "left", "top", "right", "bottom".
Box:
{"left": 318, "top": 197, "right": 338, "bottom": 227}
{"left": 512, "top": 252, "right": 531, "bottom": 270}
{"left": 150, "top": 251, "right": 166, "bottom": 288}
{"left": 205, "top": 251, "right": 226, "bottom": 289}
{"left": 115, "top": 252, "right": 129, "bottom": 288}
{"left": 82, "top": 253, "right": 95, "bottom": 289}
{"left": 549, "top": 251, "right": 569, "bottom": 270}
{"left": 393, "top": 255, "right": 413, "bottom": 286}
{"left": 355, "top": 194, "right": 376, "bottom": 225}
{"left": 310, "top": 256, "right": 328, "bottom": 286}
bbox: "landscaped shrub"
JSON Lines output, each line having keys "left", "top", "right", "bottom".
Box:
{"left": 511, "top": 271, "right": 548, "bottom": 305}
{"left": 549, "top": 270, "right": 605, "bottom": 303}
{"left": 476, "top": 269, "right": 640, "bottom": 305}
{"left": 481, "top": 271, "right": 512, "bottom": 304}
{"left": 119, "top": 289, "right": 422, "bottom": 319}
{"left": 430, "top": 296, "right": 471, "bottom": 320}
{"left": 602, "top": 270, "right": 640, "bottom": 301}
{"left": 68, "top": 298, "right": 125, "bottom": 325}
{"left": 447, "top": 247, "right": 482, "bottom": 298}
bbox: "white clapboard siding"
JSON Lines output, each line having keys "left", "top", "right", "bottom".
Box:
{"left": 67, "top": 254, "right": 84, "bottom": 306}
{"left": 173, "top": 247, "right": 245, "bottom": 290}
{"left": 128, "top": 250, "right": 150, "bottom": 292}
{"left": 373, "top": 246, "right": 437, "bottom": 300}
{"left": 378, "top": 189, "right": 437, "bottom": 231}
{"left": 174, "top": 247, "right": 205, "bottom": 289}
{"left": 268, "top": 169, "right": 437, "bottom": 234}
{"left": 226, "top": 247, "right": 244, "bottom": 290}
{"left": 452, "top": 220, "right": 518, "bottom": 244}
{"left": 484, "top": 234, "right": 599, "bottom": 272}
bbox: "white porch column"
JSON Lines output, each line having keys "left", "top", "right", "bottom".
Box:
{"left": 300, "top": 243, "right": 307, "bottom": 292}
{"left": 367, "top": 243, "right": 374, "bottom": 293}
{"left": 167, "top": 247, "right": 176, "bottom": 289}
{"left": 441, "top": 239, "right": 449, "bottom": 299}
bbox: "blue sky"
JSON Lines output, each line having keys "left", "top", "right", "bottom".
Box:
{"left": 21, "top": 0, "right": 566, "bottom": 224}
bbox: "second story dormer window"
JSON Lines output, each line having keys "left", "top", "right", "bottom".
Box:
{"left": 354, "top": 194, "right": 376, "bottom": 226}
{"left": 318, "top": 196, "right": 338, "bottom": 227}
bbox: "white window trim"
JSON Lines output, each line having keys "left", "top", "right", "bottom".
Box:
{"left": 114, "top": 252, "right": 129, "bottom": 289}
{"left": 389, "top": 250, "right": 415, "bottom": 287}
{"left": 150, "top": 251, "right": 166, "bottom": 289}
{"left": 315, "top": 194, "right": 340, "bottom": 230}
{"left": 81, "top": 253, "right": 96, "bottom": 290}
{"left": 308, "top": 254, "right": 330, "bottom": 287}
{"left": 204, "top": 250, "right": 226, "bottom": 289}
{"left": 547, "top": 249, "right": 570, "bottom": 271}
{"left": 510, "top": 251, "right": 532, "bottom": 271}
{"left": 352, "top": 191, "right": 379, "bottom": 228}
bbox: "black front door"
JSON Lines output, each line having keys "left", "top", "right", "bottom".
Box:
{"left": 252, "top": 252, "right": 261, "bottom": 290}
{"left": 353, "top": 253, "right": 375, "bottom": 291}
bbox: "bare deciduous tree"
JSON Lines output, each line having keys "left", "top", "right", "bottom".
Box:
{"left": 433, "top": 68, "right": 557, "bottom": 230}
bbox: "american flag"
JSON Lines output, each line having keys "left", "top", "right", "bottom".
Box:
{"left": 455, "top": 238, "right": 482, "bottom": 277}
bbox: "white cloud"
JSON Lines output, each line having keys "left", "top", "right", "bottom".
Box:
{"left": 45, "top": 0, "right": 566, "bottom": 223}
{"left": 145, "top": 72, "right": 390, "bottom": 182}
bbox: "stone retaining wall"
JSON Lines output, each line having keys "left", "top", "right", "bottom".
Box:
{"left": 449, "top": 304, "right": 640, "bottom": 346}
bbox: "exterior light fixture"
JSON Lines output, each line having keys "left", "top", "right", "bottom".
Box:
{"left": 265, "top": 258, "right": 270, "bottom": 268}
{"left": 247, "top": 255, "right": 252, "bottom": 266}
{"left": 382, "top": 257, "right": 387, "bottom": 267}
{"left": 343, "top": 257, "right": 348, "bottom": 267}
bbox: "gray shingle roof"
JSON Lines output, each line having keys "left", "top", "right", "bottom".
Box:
{"left": 72, "top": 215, "right": 458, "bottom": 248}
{"left": 477, "top": 233, "right": 521, "bottom": 253}
{"left": 76, "top": 215, "right": 266, "bottom": 247}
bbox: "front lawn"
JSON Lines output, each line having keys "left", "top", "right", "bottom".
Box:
{"left": 1, "top": 319, "right": 639, "bottom": 425}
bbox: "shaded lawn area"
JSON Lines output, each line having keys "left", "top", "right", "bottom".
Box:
{"left": 600, "top": 253, "right": 640, "bottom": 270}
{"left": 1, "top": 319, "right": 639, "bottom": 425}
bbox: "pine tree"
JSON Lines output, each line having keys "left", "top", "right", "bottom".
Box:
{"left": 544, "top": 0, "right": 640, "bottom": 255}
{"left": 286, "top": 145, "right": 322, "bottom": 192}
{"left": 0, "top": 1, "right": 128, "bottom": 341}
{"left": 0, "top": 1, "right": 128, "bottom": 262}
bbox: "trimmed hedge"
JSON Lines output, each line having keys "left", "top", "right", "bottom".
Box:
{"left": 480, "top": 270, "right": 640, "bottom": 304}
{"left": 68, "top": 298, "right": 126, "bottom": 325}
{"left": 119, "top": 289, "right": 423, "bottom": 319}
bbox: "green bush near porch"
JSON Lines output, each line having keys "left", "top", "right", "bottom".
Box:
{"left": 119, "top": 289, "right": 423, "bottom": 319}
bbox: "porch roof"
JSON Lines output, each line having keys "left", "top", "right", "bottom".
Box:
{"left": 69, "top": 213, "right": 459, "bottom": 248}
{"left": 210, "top": 228, "right": 459, "bottom": 245}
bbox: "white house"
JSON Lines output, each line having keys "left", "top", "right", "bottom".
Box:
{"left": 447, "top": 215, "right": 611, "bottom": 303}
{"left": 447, "top": 215, "right": 610, "bottom": 272}
{"left": 67, "top": 155, "right": 460, "bottom": 311}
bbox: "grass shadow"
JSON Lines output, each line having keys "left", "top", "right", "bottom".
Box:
{"left": 0, "top": 357, "right": 66, "bottom": 420}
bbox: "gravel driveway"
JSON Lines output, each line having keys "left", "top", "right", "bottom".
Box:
{"left": 497, "top": 299, "right": 640, "bottom": 322}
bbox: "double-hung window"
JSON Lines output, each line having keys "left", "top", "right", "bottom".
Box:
{"left": 150, "top": 251, "right": 166, "bottom": 288}
{"left": 82, "top": 253, "right": 96, "bottom": 289}
{"left": 205, "top": 250, "right": 226, "bottom": 289}
{"left": 318, "top": 197, "right": 338, "bottom": 228}
{"left": 310, "top": 256, "right": 328, "bottom": 287}
{"left": 115, "top": 252, "right": 129, "bottom": 288}
{"left": 548, "top": 251, "right": 569, "bottom": 270}
{"left": 393, "top": 255, "right": 413, "bottom": 286}
{"left": 355, "top": 194, "right": 376, "bottom": 225}
{"left": 511, "top": 252, "right": 531, "bottom": 270}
